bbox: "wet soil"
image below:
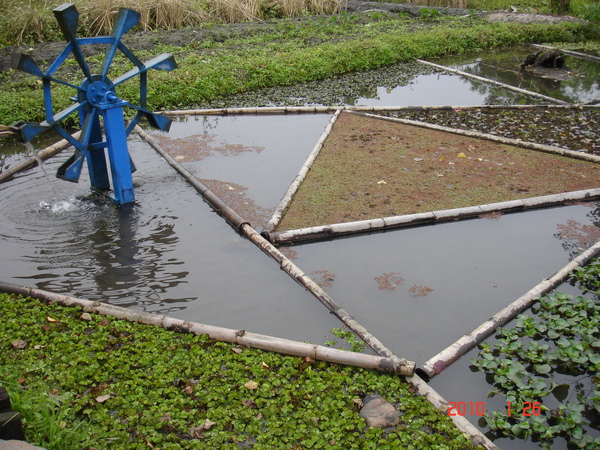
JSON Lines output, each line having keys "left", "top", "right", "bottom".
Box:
{"left": 276, "top": 111, "right": 599, "bottom": 230}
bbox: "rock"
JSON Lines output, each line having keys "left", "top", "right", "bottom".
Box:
{"left": 359, "top": 394, "right": 400, "bottom": 428}
{"left": 0, "top": 441, "right": 46, "bottom": 450}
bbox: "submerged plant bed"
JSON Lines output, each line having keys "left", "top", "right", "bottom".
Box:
{"left": 0, "top": 294, "right": 477, "bottom": 449}
{"left": 276, "top": 111, "right": 599, "bottom": 231}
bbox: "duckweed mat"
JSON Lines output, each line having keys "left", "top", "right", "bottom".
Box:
{"left": 277, "top": 111, "right": 599, "bottom": 231}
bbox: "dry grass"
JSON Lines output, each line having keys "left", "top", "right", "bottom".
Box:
{"left": 80, "top": 0, "right": 211, "bottom": 35}
{"left": 8, "top": 1, "right": 51, "bottom": 45}
{"left": 211, "top": 0, "right": 261, "bottom": 23}
{"left": 77, "top": 0, "right": 342, "bottom": 35}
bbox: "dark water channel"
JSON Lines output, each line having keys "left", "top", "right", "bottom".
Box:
{"left": 1, "top": 46, "right": 599, "bottom": 449}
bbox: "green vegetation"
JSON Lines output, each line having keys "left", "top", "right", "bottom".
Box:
{"left": 471, "top": 258, "right": 600, "bottom": 450}
{"left": 1, "top": 11, "right": 598, "bottom": 126}
{"left": 0, "top": 293, "right": 477, "bottom": 449}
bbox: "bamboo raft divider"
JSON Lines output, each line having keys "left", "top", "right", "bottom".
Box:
{"left": 418, "top": 239, "right": 600, "bottom": 380}
{"left": 135, "top": 126, "right": 409, "bottom": 365}
{"left": 0, "top": 280, "right": 413, "bottom": 376}
{"left": 162, "top": 104, "right": 599, "bottom": 117}
{"left": 267, "top": 188, "right": 600, "bottom": 245}
{"left": 262, "top": 108, "right": 342, "bottom": 235}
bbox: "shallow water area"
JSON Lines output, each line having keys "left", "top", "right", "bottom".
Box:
{"left": 352, "top": 71, "right": 533, "bottom": 106}
{"left": 0, "top": 135, "right": 342, "bottom": 344}
{"left": 433, "top": 45, "right": 600, "bottom": 104}
{"left": 288, "top": 202, "right": 600, "bottom": 363}
{"left": 149, "top": 114, "right": 333, "bottom": 228}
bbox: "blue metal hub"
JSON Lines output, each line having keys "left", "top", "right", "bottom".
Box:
{"left": 87, "top": 80, "right": 118, "bottom": 106}
{"left": 10, "top": 3, "right": 177, "bottom": 205}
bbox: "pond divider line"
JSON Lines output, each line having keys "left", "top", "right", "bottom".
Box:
{"left": 0, "top": 280, "right": 413, "bottom": 376}
{"left": 267, "top": 188, "right": 600, "bottom": 245}
{"left": 163, "top": 106, "right": 340, "bottom": 116}
{"left": 262, "top": 108, "right": 342, "bottom": 235}
{"left": 418, "top": 239, "right": 600, "bottom": 381}
{"left": 416, "top": 59, "right": 570, "bottom": 105}
{"left": 160, "top": 104, "right": 599, "bottom": 118}
{"left": 0, "top": 131, "right": 81, "bottom": 183}
{"left": 532, "top": 43, "right": 600, "bottom": 64}
{"left": 355, "top": 111, "right": 600, "bottom": 163}
{"left": 135, "top": 125, "right": 414, "bottom": 371}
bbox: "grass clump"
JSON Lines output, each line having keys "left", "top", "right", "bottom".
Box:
{"left": 0, "top": 292, "right": 478, "bottom": 449}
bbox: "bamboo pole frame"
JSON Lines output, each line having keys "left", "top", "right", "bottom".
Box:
{"left": 267, "top": 188, "right": 600, "bottom": 245}
{"left": 0, "top": 131, "right": 81, "bottom": 183}
{"left": 160, "top": 104, "right": 599, "bottom": 117}
{"left": 418, "top": 239, "right": 600, "bottom": 381}
{"left": 416, "top": 59, "right": 570, "bottom": 105}
{"left": 0, "top": 280, "right": 413, "bottom": 376}
{"left": 262, "top": 108, "right": 342, "bottom": 234}
{"left": 135, "top": 126, "right": 411, "bottom": 365}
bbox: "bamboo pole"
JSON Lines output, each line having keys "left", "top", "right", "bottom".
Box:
{"left": 0, "top": 131, "right": 81, "bottom": 183}
{"left": 267, "top": 188, "right": 600, "bottom": 245}
{"left": 135, "top": 126, "right": 249, "bottom": 230}
{"left": 159, "top": 104, "right": 599, "bottom": 118}
{"left": 416, "top": 59, "right": 569, "bottom": 105}
{"left": 262, "top": 108, "right": 342, "bottom": 234}
{"left": 162, "top": 106, "right": 339, "bottom": 116}
{"left": 405, "top": 373, "right": 499, "bottom": 450}
{"left": 418, "top": 239, "right": 600, "bottom": 381}
{"left": 354, "top": 111, "right": 600, "bottom": 164}
{"left": 0, "top": 280, "right": 414, "bottom": 376}
{"left": 531, "top": 43, "right": 600, "bottom": 64}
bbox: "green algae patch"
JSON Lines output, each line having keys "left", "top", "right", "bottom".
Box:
{"left": 0, "top": 293, "right": 478, "bottom": 449}
{"left": 276, "top": 111, "right": 599, "bottom": 231}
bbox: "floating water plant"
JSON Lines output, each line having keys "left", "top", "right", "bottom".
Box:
{"left": 1, "top": 293, "right": 476, "bottom": 449}
{"left": 470, "top": 257, "right": 600, "bottom": 449}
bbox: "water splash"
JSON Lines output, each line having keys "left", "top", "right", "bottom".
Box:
{"left": 38, "top": 198, "right": 79, "bottom": 214}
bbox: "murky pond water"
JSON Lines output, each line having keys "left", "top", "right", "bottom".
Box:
{"left": 289, "top": 203, "right": 600, "bottom": 363}
{"left": 0, "top": 120, "right": 343, "bottom": 344}
{"left": 433, "top": 45, "right": 600, "bottom": 104}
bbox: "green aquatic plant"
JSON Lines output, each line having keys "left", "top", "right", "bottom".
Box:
{"left": 471, "top": 258, "right": 600, "bottom": 449}
{"left": 1, "top": 293, "right": 476, "bottom": 448}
